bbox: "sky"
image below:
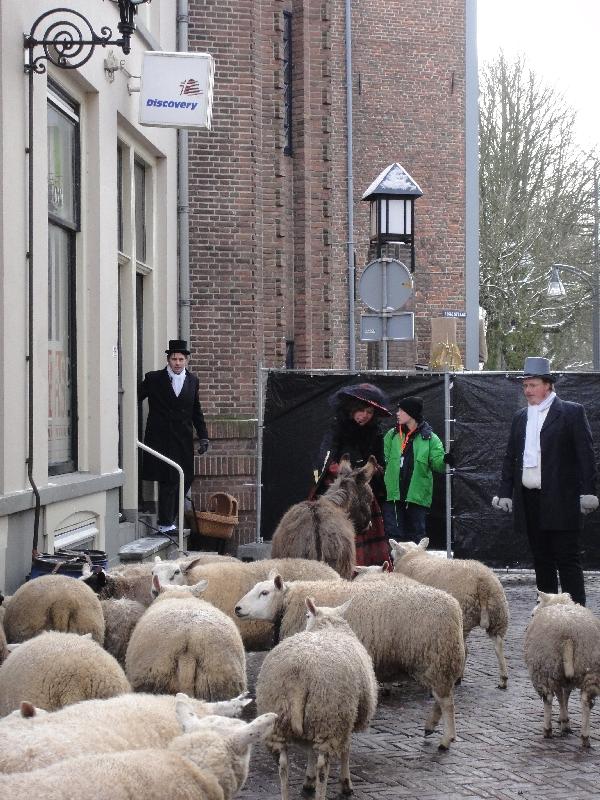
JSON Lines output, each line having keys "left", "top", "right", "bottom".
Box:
{"left": 477, "top": 0, "right": 600, "bottom": 152}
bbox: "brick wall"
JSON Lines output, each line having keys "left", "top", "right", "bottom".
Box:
{"left": 187, "top": 0, "right": 466, "bottom": 539}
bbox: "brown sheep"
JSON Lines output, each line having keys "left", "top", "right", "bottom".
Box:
{"left": 270, "top": 456, "right": 377, "bottom": 579}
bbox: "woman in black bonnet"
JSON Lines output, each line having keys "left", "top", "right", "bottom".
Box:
{"left": 313, "top": 382, "right": 392, "bottom": 566}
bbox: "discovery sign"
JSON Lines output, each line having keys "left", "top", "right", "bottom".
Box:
{"left": 139, "top": 52, "right": 214, "bottom": 129}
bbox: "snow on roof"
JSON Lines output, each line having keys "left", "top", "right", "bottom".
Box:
{"left": 361, "top": 163, "right": 423, "bottom": 199}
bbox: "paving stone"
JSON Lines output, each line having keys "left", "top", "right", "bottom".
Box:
{"left": 237, "top": 575, "right": 600, "bottom": 799}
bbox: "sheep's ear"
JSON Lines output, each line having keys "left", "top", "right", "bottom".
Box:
{"left": 189, "top": 579, "right": 209, "bottom": 597}
{"left": 229, "top": 713, "right": 278, "bottom": 754}
{"left": 181, "top": 557, "right": 204, "bottom": 574}
{"left": 537, "top": 591, "right": 549, "bottom": 605}
{"left": 81, "top": 633, "right": 93, "bottom": 640}
{"left": 274, "top": 574, "right": 284, "bottom": 591}
{"left": 152, "top": 574, "right": 162, "bottom": 593}
{"left": 335, "top": 598, "right": 352, "bottom": 618}
{"left": 418, "top": 537, "right": 429, "bottom": 550}
{"left": 305, "top": 597, "right": 317, "bottom": 616}
{"left": 382, "top": 561, "right": 390, "bottom": 572}
{"left": 352, "top": 566, "right": 368, "bottom": 579}
{"left": 389, "top": 539, "right": 399, "bottom": 550}
{"left": 79, "top": 563, "right": 92, "bottom": 579}
{"left": 6, "top": 642, "right": 21, "bottom": 653}
{"left": 19, "top": 701, "right": 38, "bottom": 718}
{"left": 175, "top": 694, "right": 202, "bottom": 734}
{"left": 154, "top": 555, "right": 162, "bottom": 564}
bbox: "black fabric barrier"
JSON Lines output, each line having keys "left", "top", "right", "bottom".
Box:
{"left": 261, "top": 372, "right": 448, "bottom": 548}
{"left": 262, "top": 370, "right": 600, "bottom": 568}
{"left": 452, "top": 372, "right": 600, "bottom": 568}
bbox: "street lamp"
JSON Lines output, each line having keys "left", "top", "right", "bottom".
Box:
{"left": 547, "top": 263, "right": 600, "bottom": 370}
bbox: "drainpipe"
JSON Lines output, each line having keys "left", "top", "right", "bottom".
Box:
{"left": 177, "top": 0, "right": 190, "bottom": 342}
{"left": 345, "top": 0, "right": 356, "bottom": 371}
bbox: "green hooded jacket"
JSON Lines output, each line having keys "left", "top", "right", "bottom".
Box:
{"left": 383, "top": 421, "right": 446, "bottom": 507}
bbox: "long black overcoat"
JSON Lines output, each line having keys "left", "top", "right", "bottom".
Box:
{"left": 498, "top": 396, "right": 597, "bottom": 531}
{"left": 139, "top": 368, "right": 208, "bottom": 485}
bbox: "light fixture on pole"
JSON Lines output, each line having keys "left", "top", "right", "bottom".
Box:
{"left": 547, "top": 262, "right": 600, "bottom": 370}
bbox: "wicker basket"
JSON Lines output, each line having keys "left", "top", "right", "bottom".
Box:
{"left": 186, "top": 492, "right": 239, "bottom": 540}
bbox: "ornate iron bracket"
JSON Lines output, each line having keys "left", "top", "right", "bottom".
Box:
{"left": 24, "top": 4, "right": 141, "bottom": 75}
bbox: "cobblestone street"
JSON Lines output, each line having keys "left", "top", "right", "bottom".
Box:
{"left": 238, "top": 573, "right": 600, "bottom": 800}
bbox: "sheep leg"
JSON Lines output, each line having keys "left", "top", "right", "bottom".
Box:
{"left": 339, "top": 745, "right": 353, "bottom": 795}
{"left": 557, "top": 688, "right": 572, "bottom": 734}
{"left": 424, "top": 698, "right": 442, "bottom": 736}
{"left": 543, "top": 693, "right": 553, "bottom": 738}
{"left": 278, "top": 746, "right": 290, "bottom": 800}
{"left": 302, "top": 749, "right": 316, "bottom": 794}
{"left": 492, "top": 634, "right": 508, "bottom": 689}
{"left": 432, "top": 690, "right": 456, "bottom": 751}
{"left": 314, "top": 750, "right": 330, "bottom": 800}
{"left": 581, "top": 690, "right": 594, "bottom": 748}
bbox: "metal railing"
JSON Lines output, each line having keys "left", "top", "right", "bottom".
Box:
{"left": 136, "top": 441, "right": 185, "bottom": 552}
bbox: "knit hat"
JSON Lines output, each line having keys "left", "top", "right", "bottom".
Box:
{"left": 330, "top": 383, "right": 392, "bottom": 417}
{"left": 397, "top": 395, "right": 423, "bottom": 422}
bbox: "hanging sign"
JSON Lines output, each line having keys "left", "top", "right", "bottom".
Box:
{"left": 139, "top": 51, "right": 214, "bottom": 129}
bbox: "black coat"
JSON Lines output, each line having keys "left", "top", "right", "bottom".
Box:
{"left": 139, "top": 368, "right": 208, "bottom": 485}
{"left": 498, "top": 396, "right": 597, "bottom": 531}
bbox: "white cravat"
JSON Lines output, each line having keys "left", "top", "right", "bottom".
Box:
{"left": 166, "top": 365, "right": 186, "bottom": 397}
{"left": 522, "top": 391, "right": 555, "bottom": 488}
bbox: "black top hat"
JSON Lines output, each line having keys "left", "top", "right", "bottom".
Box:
{"left": 165, "top": 339, "right": 191, "bottom": 356}
{"left": 520, "top": 356, "right": 555, "bottom": 382}
{"left": 331, "top": 383, "right": 392, "bottom": 416}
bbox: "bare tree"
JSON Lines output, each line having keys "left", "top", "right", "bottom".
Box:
{"left": 479, "top": 53, "right": 597, "bottom": 369}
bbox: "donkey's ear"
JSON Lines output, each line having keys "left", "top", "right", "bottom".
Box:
{"left": 338, "top": 455, "right": 352, "bottom": 475}
{"left": 359, "top": 456, "right": 377, "bottom": 483}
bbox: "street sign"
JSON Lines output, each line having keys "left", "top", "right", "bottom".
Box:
{"left": 442, "top": 310, "right": 467, "bottom": 318}
{"left": 360, "top": 312, "right": 414, "bottom": 341}
{"left": 358, "top": 258, "right": 413, "bottom": 312}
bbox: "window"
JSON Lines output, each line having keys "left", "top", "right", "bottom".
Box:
{"left": 134, "top": 158, "right": 147, "bottom": 264}
{"left": 283, "top": 11, "right": 293, "bottom": 156}
{"left": 117, "top": 144, "right": 124, "bottom": 253}
{"left": 47, "top": 86, "right": 79, "bottom": 475}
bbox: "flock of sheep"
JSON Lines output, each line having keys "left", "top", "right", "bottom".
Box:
{"left": 0, "top": 466, "right": 600, "bottom": 798}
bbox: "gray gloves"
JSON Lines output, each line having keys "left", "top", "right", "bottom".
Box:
{"left": 580, "top": 494, "right": 599, "bottom": 515}
{"left": 197, "top": 439, "right": 210, "bottom": 455}
{"left": 492, "top": 496, "right": 512, "bottom": 513}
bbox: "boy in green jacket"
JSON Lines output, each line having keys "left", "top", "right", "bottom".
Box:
{"left": 383, "top": 396, "right": 450, "bottom": 542}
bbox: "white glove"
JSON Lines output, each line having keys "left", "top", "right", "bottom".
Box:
{"left": 492, "top": 496, "right": 513, "bottom": 513}
{"left": 580, "top": 494, "right": 599, "bottom": 515}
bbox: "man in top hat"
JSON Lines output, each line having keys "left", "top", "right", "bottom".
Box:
{"left": 139, "top": 340, "right": 209, "bottom": 533}
{"left": 493, "top": 356, "right": 598, "bottom": 605}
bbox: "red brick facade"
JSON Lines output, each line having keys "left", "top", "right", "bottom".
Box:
{"left": 187, "top": 0, "right": 466, "bottom": 547}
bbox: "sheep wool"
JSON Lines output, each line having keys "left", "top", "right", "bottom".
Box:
{"left": 3, "top": 574, "right": 105, "bottom": 645}
{"left": 0, "top": 704, "right": 277, "bottom": 800}
{"left": 155, "top": 557, "right": 341, "bottom": 651}
{"left": 390, "top": 538, "right": 510, "bottom": 688}
{"left": 0, "top": 631, "right": 130, "bottom": 716}
{"left": 0, "top": 691, "right": 252, "bottom": 774}
{"left": 0, "top": 624, "right": 7, "bottom": 667}
{"left": 524, "top": 591, "right": 600, "bottom": 747}
{"left": 236, "top": 574, "right": 465, "bottom": 750}
{"left": 101, "top": 598, "right": 146, "bottom": 666}
{"left": 125, "top": 583, "right": 246, "bottom": 700}
{"left": 257, "top": 598, "right": 377, "bottom": 799}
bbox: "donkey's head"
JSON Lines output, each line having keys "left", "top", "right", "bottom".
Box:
{"left": 325, "top": 454, "right": 376, "bottom": 533}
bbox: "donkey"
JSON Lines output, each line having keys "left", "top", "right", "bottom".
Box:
{"left": 270, "top": 455, "right": 377, "bottom": 579}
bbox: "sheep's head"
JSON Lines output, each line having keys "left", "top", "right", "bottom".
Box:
{"left": 304, "top": 596, "right": 352, "bottom": 631}
{"left": 351, "top": 561, "right": 390, "bottom": 580}
{"left": 532, "top": 590, "right": 574, "bottom": 615}
{"left": 151, "top": 556, "right": 187, "bottom": 598}
{"left": 234, "top": 572, "right": 286, "bottom": 621}
{"left": 152, "top": 574, "right": 208, "bottom": 601}
{"left": 388, "top": 537, "right": 428, "bottom": 566}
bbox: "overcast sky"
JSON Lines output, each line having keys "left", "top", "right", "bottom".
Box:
{"left": 477, "top": 0, "right": 600, "bottom": 152}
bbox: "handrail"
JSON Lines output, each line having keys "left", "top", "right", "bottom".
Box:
{"left": 136, "top": 441, "right": 184, "bottom": 552}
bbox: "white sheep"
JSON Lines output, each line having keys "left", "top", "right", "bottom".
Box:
{"left": 125, "top": 579, "right": 246, "bottom": 700}
{"left": 0, "top": 630, "right": 130, "bottom": 716}
{"left": 524, "top": 591, "right": 600, "bottom": 747}
{"left": 101, "top": 598, "right": 146, "bottom": 666}
{"left": 236, "top": 573, "right": 465, "bottom": 750}
{"left": 256, "top": 597, "right": 378, "bottom": 800}
{"left": 389, "top": 538, "right": 510, "bottom": 689}
{"left": 153, "top": 557, "right": 341, "bottom": 650}
{"left": 0, "top": 690, "right": 252, "bottom": 773}
{"left": 3, "top": 574, "right": 105, "bottom": 645}
{"left": 0, "top": 698, "right": 277, "bottom": 800}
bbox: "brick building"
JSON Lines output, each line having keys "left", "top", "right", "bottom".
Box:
{"left": 187, "top": 0, "right": 471, "bottom": 546}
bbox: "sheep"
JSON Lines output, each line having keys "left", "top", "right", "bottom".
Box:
{"left": 0, "top": 593, "right": 9, "bottom": 628}
{"left": 0, "top": 690, "right": 252, "bottom": 773}
{"left": 153, "top": 556, "right": 341, "bottom": 650}
{"left": 101, "top": 598, "right": 146, "bottom": 666}
{"left": 0, "top": 630, "right": 130, "bottom": 716}
{"left": 0, "top": 624, "right": 7, "bottom": 667}
{"left": 389, "top": 537, "right": 510, "bottom": 689}
{"left": 125, "top": 579, "right": 246, "bottom": 700}
{"left": 236, "top": 573, "right": 465, "bottom": 749}
{"left": 3, "top": 574, "right": 105, "bottom": 645}
{"left": 256, "top": 597, "right": 378, "bottom": 800}
{"left": 524, "top": 591, "right": 600, "bottom": 747}
{"left": 0, "top": 698, "right": 278, "bottom": 800}
{"left": 270, "top": 456, "right": 378, "bottom": 579}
